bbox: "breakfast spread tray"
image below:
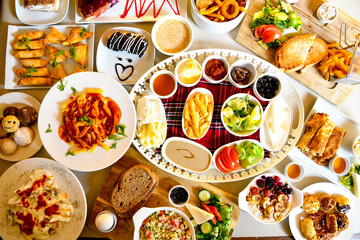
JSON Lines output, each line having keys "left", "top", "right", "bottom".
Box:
{"left": 130, "top": 49, "right": 304, "bottom": 182}
{"left": 88, "top": 146, "right": 241, "bottom": 239}
{"left": 236, "top": 0, "right": 360, "bottom": 106}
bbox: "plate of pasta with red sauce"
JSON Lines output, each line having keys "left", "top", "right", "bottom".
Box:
{"left": 38, "top": 71, "right": 136, "bottom": 172}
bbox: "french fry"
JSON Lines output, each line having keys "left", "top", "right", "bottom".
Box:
{"left": 194, "top": 97, "right": 208, "bottom": 116}
{"left": 207, "top": 13, "right": 225, "bottom": 21}
{"left": 327, "top": 43, "right": 339, "bottom": 48}
{"left": 318, "top": 47, "right": 352, "bottom": 81}
{"left": 199, "top": 5, "right": 220, "bottom": 15}
{"left": 184, "top": 102, "right": 190, "bottom": 122}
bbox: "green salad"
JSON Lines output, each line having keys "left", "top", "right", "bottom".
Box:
{"left": 235, "top": 141, "right": 264, "bottom": 169}
{"left": 194, "top": 191, "right": 233, "bottom": 240}
{"left": 222, "top": 95, "right": 261, "bottom": 134}
{"left": 340, "top": 163, "right": 360, "bottom": 190}
{"left": 250, "top": 0, "right": 302, "bottom": 49}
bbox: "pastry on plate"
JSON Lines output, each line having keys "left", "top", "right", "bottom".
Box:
{"left": 300, "top": 218, "right": 317, "bottom": 240}
{"left": 64, "top": 43, "right": 87, "bottom": 67}
{"left": 12, "top": 40, "right": 46, "bottom": 50}
{"left": 50, "top": 64, "right": 67, "bottom": 80}
{"left": 44, "top": 27, "right": 67, "bottom": 44}
{"left": 319, "top": 194, "right": 336, "bottom": 211}
{"left": 106, "top": 32, "right": 149, "bottom": 58}
{"left": 24, "top": 0, "right": 61, "bottom": 12}
{"left": 72, "top": 65, "right": 84, "bottom": 74}
{"left": 16, "top": 67, "right": 50, "bottom": 77}
{"left": 62, "top": 27, "right": 93, "bottom": 46}
{"left": 303, "top": 194, "right": 320, "bottom": 214}
{"left": 14, "top": 49, "right": 44, "bottom": 59}
{"left": 49, "top": 46, "right": 67, "bottom": 66}
{"left": 20, "top": 59, "right": 48, "bottom": 68}
{"left": 275, "top": 34, "right": 316, "bottom": 73}
{"left": 17, "top": 77, "right": 52, "bottom": 86}
{"left": 16, "top": 31, "right": 45, "bottom": 41}
{"left": 308, "top": 117, "right": 335, "bottom": 157}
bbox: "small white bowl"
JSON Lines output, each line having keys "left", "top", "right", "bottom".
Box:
{"left": 253, "top": 73, "right": 282, "bottom": 102}
{"left": 190, "top": 0, "right": 249, "bottom": 34}
{"left": 202, "top": 56, "right": 229, "bottom": 84}
{"left": 221, "top": 93, "right": 263, "bottom": 137}
{"left": 149, "top": 70, "right": 178, "bottom": 99}
{"left": 133, "top": 207, "right": 196, "bottom": 240}
{"left": 284, "top": 162, "right": 305, "bottom": 182}
{"left": 175, "top": 58, "right": 202, "bottom": 87}
{"left": 95, "top": 210, "right": 118, "bottom": 233}
{"left": 228, "top": 60, "right": 257, "bottom": 88}
{"left": 316, "top": 3, "right": 338, "bottom": 24}
{"left": 352, "top": 136, "right": 360, "bottom": 161}
{"left": 151, "top": 15, "right": 194, "bottom": 56}
{"left": 182, "top": 88, "right": 214, "bottom": 139}
{"left": 212, "top": 139, "right": 264, "bottom": 174}
{"left": 329, "top": 155, "right": 351, "bottom": 176}
{"left": 168, "top": 185, "right": 190, "bottom": 207}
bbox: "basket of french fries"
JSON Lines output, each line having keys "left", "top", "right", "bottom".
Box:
{"left": 190, "top": 0, "right": 249, "bottom": 33}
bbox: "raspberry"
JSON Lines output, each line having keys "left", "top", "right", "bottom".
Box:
{"left": 264, "top": 189, "right": 272, "bottom": 197}
{"left": 256, "top": 179, "right": 265, "bottom": 188}
{"left": 274, "top": 176, "right": 281, "bottom": 184}
{"left": 250, "top": 187, "right": 259, "bottom": 195}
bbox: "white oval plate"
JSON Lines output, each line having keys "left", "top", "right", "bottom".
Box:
{"left": 15, "top": 0, "right": 69, "bottom": 25}
{"left": 289, "top": 182, "right": 357, "bottom": 240}
{"left": 38, "top": 72, "right": 136, "bottom": 172}
{"left": 0, "top": 92, "right": 42, "bottom": 161}
{"left": 182, "top": 88, "right": 214, "bottom": 139}
{"left": 0, "top": 158, "right": 87, "bottom": 240}
{"left": 96, "top": 27, "right": 154, "bottom": 85}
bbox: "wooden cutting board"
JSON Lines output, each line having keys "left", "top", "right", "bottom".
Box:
{"left": 88, "top": 146, "right": 240, "bottom": 239}
{"left": 236, "top": 0, "right": 360, "bottom": 105}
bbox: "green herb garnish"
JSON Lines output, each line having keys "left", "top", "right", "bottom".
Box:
{"left": 71, "top": 87, "right": 77, "bottom": 95}
{"left": 24, "top": 67, "right": 37, "bottom": 78}
{"left": 80, "top": 27, "right": 87, "bottom": 38}
{"left": 51, "top": 50, "right": 64, "bottom": 67}
{"left": 69, "top": 45, "right": 77, "bottom": 61}
{"left": 45, "top": 124, "right": 52, "bottom": 133}
{"left": 58, "top": 79, "right": 67, "bottom": 91}
{"left": 86, "top": 119, "right": 94, "bottom": 126}
{"left": 66, "top": 149, "right": 75, "bottom": 156}
{"left": 115, "top": 124, "right": 127, "bottom": 137}
{"left": 78, "top": 117, "right": 84, "bottom": 122}
{"left": 18, "top": 37, "right": 31, "bottom": 50}
{"left": 110, "top": 142, "right": 117, "bottom": 149}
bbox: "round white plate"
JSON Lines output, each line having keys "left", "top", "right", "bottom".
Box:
{"left": 0, "top": 158, "right": 87, "bottom": 240}
{"left": 96, "top": 27, "right": 155, "bottom": 85}
{"left": 289, "top": 182, "right": 357, "bottom": 240}
{"left": 15, "top": 0, "right": 69, "bottom": 25}
{"left": 0, "top": 92, "right": 42, "bottom": 161}
{"left": 38, "top": 72, "right": 136, "bottom": 172}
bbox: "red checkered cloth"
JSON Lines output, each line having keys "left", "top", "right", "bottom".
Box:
{"left": 160, "top": 79, "right": 270, "bottom": 157}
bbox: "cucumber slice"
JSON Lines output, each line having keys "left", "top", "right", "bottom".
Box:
{"left": 200, "top": 222, "right": 213, "bottom": 234}
{"left": 198, "top": 189, "right": 211, "bottom": 202}
{"left": 190, "top": 218, "right": 198, "bottom": 228}
{"left": 211, "top": 226, "right": 219, "bottom": 237}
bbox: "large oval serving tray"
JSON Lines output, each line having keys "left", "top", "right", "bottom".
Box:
{"left": 130, "top": 49, "right": 304, "bottom": 182}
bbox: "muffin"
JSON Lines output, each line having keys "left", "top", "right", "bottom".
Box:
{"left": 0, "top": 118, "right": 9, "bottom": 139}
{"left": 17, "top": 106, "right": 38, "bottom": 127}
{"left": 2, "top": 115, "right": 20, "bottom": 133}
{"left": 335, "top": 196, "right": 351, "bottom": 213}
{"left": 303, "top": 194, "right": 320, "bottom": 214}
{"left": 319, "top": 194, "right": 336, "bottom": 211}
{"left": 334, "top": 212, "right": 349, "bottom": 231}
{"left": 3, "top": 106, "right": 19, "bottom": 117}
{"left": 14, "top": 127, "right": 34, "bottom": 146}
{"left": 0, "top": 138, "right": 17, "bottom": 155}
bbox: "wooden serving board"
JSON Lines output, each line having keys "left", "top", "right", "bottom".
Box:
{"left": 88, "top": 146, "right": 240, "bottom": 239}
{"left": 236, "top": 0, "right": 360, "bottom": 105}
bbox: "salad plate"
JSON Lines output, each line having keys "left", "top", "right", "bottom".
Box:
{"left": 130, "top": 49, "right": 304, "bottom": 182}
{"left": 0, "top": 158, "right": 87, "bottom": 240}
{"left": 15, "top": 0, "right": 69, "bottom": 25}
{"left": 38, "top": 72, "right": 136, "bottom": 172}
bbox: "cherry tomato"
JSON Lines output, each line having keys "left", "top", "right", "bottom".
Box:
{"left": 261, "top": 26, "right": 282, "bottom": 43}
{"left": 254, "top": 25, "right": 267, "bottom": 38}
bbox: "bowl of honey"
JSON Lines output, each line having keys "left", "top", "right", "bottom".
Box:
{"left": 284, "top": 162, "right": 304, "bottom": 182}
{"left": 150, "top": 70, "right": 178, "bottom": 99}
{"left": 329, "top": 155, "right": 350, "bottom": 176}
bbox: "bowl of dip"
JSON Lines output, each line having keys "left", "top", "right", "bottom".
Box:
{"left": 175, "top": 58, "right": 202, "bottom": 87}
{"left": 316, "top": 3, "right": 338, "bottom": 24}
{"left": 152, "top": 15, "right": 193, "bottom": 56}
{"left": 228, "top": 60, "right": 257, "bottom": 88}
{"left": 284, "top": 162, "right": 304, "bottom": 182}
{"left": 149, "top": 70, "right": 178, "bottom": 99}
{"left": 161, "top": 137, "right": 212, "bottom": 173}
{"left": 329, "top": 155, "right": 351, "bottom": 176}
{"left": 202, "top": 56, "right": 229, "bottom": 84}
{"left": 133, "top": 207, "right": 195, "bottom": 240}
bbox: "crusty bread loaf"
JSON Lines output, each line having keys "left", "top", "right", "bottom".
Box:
{"left": 111, "top": 164, "right": 158, "bottom": 217}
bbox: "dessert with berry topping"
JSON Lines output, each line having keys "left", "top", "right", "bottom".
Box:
{"left": 78, "top": 0, "right": 120, "bottom": 21}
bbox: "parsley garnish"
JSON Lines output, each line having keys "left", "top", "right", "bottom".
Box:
{"left": 110, "top": 142, "right": 117, "bottom": 149}
{"left": 80, "top": 27, "right": 87, "bottom": 38}
{"left": 115, "top": 124, "right": 127, "bottom": 137}
{"left": 86, "top": 119, "right": 94, "bottom": 126}
{"left": 24, "top": 67, "right": 37, "bottom": 78}
{"left": 83, "top": 115, "right": 89, "bottom": 121}
{"left": 78, "top": 116, "right": 84, "bottom": 122}
{"left": 66, "top": 149, "right": 75, "bottom": 156}
{"left": 51, "top": 50, "right": 64, "bottom": 67}
{"left": 69, "top": 45, "right": 77, "bottom": 61}
{"left": 71, "top": 87, "right": 77, "bottom": 95}
{"left": 18, "top": 37, "right": 31, "bottom": 50}
{"left": 58, "top": 79, "right": 67, "bottom": 91}
{"left": 45, "top": 124, "right": 52, "bottom": 133}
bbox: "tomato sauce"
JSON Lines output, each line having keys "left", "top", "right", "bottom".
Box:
{"left": 16, "top": 174, "right": 47, "bottom": 198}
{"left": 205, "top": 59, "right": 227, "bottom": 80}
{"left": 15, "top": 212, "right": 35, "bottom": 236}
{"left": 45, "top": 204, "right": 60, "bottom": 217}
{"left": 35, "top": 192, "right": 48, "bottom": 210}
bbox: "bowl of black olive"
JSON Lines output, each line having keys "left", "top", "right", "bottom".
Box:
{"left": 228, "top": 60, "right": 257, "bottom": 88}
{"left": 253, "top": 74, "right": 282, "bottom": 101}
{"left": 168, "top": 185, "right": 190, "bottom": 207}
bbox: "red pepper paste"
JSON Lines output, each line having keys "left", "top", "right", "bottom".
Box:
{"left": 205, "top": 59, "right": 227, "bottom": 80}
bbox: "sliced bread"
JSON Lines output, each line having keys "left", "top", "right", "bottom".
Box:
{"left": 111, "top": 164, "right": 158, "bottom": 216}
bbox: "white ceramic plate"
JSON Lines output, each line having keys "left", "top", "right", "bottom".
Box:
{"left": 38, "top": 72, "right": 136, "bottom": 172}
{"left": 75, "top": 0, "right": 187, "bottom": 23}
{"left": 289, "top": 182, "right": 357, "bottom": 240}
{"left": 289, "top": 97, "right": 360, "bottom": 194}
{"left": 15, "top": 0, "right": 69, "bottom": 25}
{"left": 96, "top": 27, "right": 154, "bottom": 85}
{"left": 0, "top": 158, "right": 87, "bottom": 240}
{"left": 5, "top": 24, "right": 95, "bottom": 90}
{"left": 0, "top": 92, "right": 42, "bottom": 161}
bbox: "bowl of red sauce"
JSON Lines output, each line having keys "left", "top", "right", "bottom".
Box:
{"left": 202, "top": 56, "right": 229, "bottom": 84}
{"left": 150, "top": 70, "right": 178, "bottom": 99}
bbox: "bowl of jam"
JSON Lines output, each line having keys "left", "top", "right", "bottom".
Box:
{"left": 202, "top": 56, "right": 229, "bottom": 84}
{"left": 168, "top": 185, "right": 190, "bottom": 207}
{"left": 228, "top": 60, "right": 257, "bottom": 88}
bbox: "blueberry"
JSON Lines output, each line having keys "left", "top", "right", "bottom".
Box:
{"left": 261, "top": 175, "right": 266, "bottom": 179}
{"left": 265, "top": 177, "right": 274, "bottom": 188}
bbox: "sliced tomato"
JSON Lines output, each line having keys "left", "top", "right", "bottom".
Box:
{"left": 261, "top": 26, "right": 282, "bottom": 43}
{"left": 219, "top": 152, "right": 236, "bottom": 170}
{"left": 254, "top": 25, "right": 267, "bottom": 38}
{"left": 208, "top": 205, "right": 223, "bottom": 221}
{"left": 215, "top": 154, "right": 233, "bottom": 173}
{"left": 201, "top": 203, "right": 217, "bottom": 224}
{"left": 171, "top": 218, "right": 180, "bottom": 228}
{"left": 228, "top": 146, "right": 239, "bottom": 162}
{"left": 221, "top": 146, "right": 239, "bottom": 170}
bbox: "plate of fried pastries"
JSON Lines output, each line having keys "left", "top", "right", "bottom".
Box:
{"left": 5, "top": 24, "right": 95, "bottom": 89}
{"left": 289, "top": 182, "right": 357, "bottom": 240}
{"left": 289, "top": 97, "right": 360, "bottom": 193}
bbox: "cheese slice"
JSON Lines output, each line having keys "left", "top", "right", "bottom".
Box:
{"left": 136, "top": 97, "right": 163, "bottom": 123}
{"left": 351, "top": 172, "right": 360, "bottom": 199}
{"left": 186, "top": 203, "right": 214, "bottom": 225}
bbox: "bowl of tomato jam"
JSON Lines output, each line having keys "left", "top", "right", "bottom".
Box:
{"left": 202, "top": 56, "right": 229, "bottom": 84}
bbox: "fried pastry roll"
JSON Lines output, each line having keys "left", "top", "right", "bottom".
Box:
{"left": 14, "top": 49, "right": 44, "bottom": 59}
{"left": 12, "top": 40, "right": 46, "bottom": 50}
{"left": 20, "top": 59, "right": 48, "bottom": 68}
{"left": 17, "top": 77, "right": 52, "bottom": 86}
{"left": 16, "top": 67, "right": 50, "bottom": 77}
{"left": 44, "top": 27, "right": 67, "bottom": 44}
{"left": 308, "top": 118, "right": 335, "bottom": 156}
{"left": 62, "top": 27, "right": 93, "bottom": 46}
{"left": 315, "top": 127, "right": 346, "bottom": 165}
{"left": 16, "top": 31, "right": 45, "bottom": 41}
{"left": 50, "top": 64, "right": 67, "bottom": 79}
{"left": 64, "top": 43, "right": 87, "bottom": 67}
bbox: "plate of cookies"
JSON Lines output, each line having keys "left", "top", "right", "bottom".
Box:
{"left": 0, "top": 92, "right": 42, "bottom": 161}
{"left": 5, "top": 24, "right": 95, "bottom": 89}
{"left": 289, "top": 182, "right": 357, "bottom": 240}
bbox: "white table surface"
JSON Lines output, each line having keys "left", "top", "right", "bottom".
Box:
{"left": 0, "top": 0, "right": 360, "bottom": 238}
